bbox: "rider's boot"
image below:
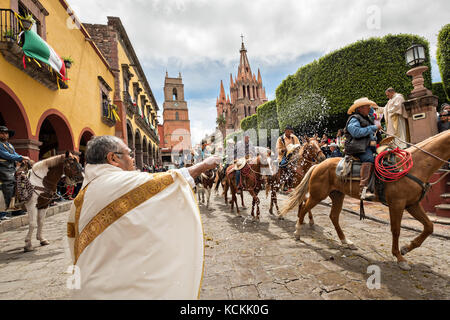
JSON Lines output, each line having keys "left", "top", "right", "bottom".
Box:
{"left": 360, "top": 163, "right": 376, "bottom": 201}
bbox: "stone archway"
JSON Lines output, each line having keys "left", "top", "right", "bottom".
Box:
{"left": 126, "top": 121, "right": 134, "bottom": 151}
{"left": 134, "top": 129, "right": 143, "bottom": 170}
{"left": 0, "top": 81, "right": 39, "bottom": 159}
{"left": 36, "top": 110, "right": 74, "bottom": 160}
{"left": 78, "top": 128, "right": 95, "bottom": 167}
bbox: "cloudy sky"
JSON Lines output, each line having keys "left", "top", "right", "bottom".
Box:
{"left": 69, "top": 0, "right": 449, "bottom": 145}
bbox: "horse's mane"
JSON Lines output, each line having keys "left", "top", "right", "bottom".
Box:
{"left": 32, "top": 154, "right": 65, "bottom": 171}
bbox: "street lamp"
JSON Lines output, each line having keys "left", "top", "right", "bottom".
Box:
{"left": 405, "top": 43, "right": 431, "bottom": 99}
{"left": 405, "top": 44, "right": 426, "bottom": 68}
{"left": 403, "top": 43, "right": 438, "bottom": 144}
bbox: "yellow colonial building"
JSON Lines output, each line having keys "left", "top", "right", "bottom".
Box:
{"left": 84, "top": 17, "right": 160, "bottom": 169}
{"left": 0, "top": 0, "right": 160, "bottom": 168}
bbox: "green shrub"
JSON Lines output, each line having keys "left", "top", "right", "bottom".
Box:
{"left": 437, "top": 24, "right": 450, "bottom": 101}
{"left": 257, "top": 100, "right": 280, "bottom": 147}
{"left": 241, "top": 114, "right": 258, "bottom": 132}
{"left": 276, "top": 34, "right": 432, "bottom": 134}
{"left": 432, "top": 82, "right": 449, "bottom": 111}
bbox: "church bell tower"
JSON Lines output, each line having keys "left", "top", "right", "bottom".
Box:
{"left": 162, "top": 72, "right": 192, "bottom": 153}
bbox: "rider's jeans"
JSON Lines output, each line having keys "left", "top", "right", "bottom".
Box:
{"left": 356, "top": 147, "right": 376, "bottom": 163}
{"left": 235, "top": 170, "right": 241, "bottom": 187}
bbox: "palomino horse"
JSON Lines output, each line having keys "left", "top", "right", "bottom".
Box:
{"left": 280, "top": 130, "right": 450, "bottom": 270}
{"left": 195, "top": 168, "right": 216, "bottom": 208}
{"left": 22, "top": 152, "right": 83, "bottom": 252}
{"left": 267, "top": 137, "right": 326, "bottom": 222}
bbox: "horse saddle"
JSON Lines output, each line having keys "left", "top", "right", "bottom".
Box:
{"left": 336, "top": 156, "right": 359, "bottom": 180}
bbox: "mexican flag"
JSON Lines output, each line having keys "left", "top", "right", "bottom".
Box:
{"left": 21, "top": 30, "right": 67, "bottom": 81}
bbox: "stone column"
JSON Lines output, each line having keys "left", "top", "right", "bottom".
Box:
{"left": 135, "top": 150, "right": 143, "bottom": 170}
{"left": 403, "top": 95, "right": 439, "bottom": 144}
{"left": 403, "top": 65, "right": 438, "bottom": 144}
{"left": 143, "top": 151, "right": 148, "bottom": 166}
{"left": 10, "top": 139, "right": 43, "bottom": 161}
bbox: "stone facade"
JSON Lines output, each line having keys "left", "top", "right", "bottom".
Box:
{"left": 216, "top": 41, "right": 268, "bottom": 133}
{"left": 83, "top": 17, "right": 160, "bottom": 168}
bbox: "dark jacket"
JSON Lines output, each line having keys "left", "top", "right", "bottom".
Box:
{"left": 344, "top": 114, "right": 378, "bottom": 155}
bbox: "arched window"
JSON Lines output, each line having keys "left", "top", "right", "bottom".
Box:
{"left": 247, "top": 86, "right": 251, "bottom": 99}
{"left": 243, "top": 86, "right": 246, "bottom": 98}
{"left": 175, "top": 112, "right": 179, "bottom": 120}
{"left": 244, "top": 106, "right": 247, "bottom": 117}
{"left": 173, "top": 88, "right": 178, "bottom": 101}
{"left": 248, "top": 106, "right": 251, "bottom": 115}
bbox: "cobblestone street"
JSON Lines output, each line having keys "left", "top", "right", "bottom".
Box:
{"left": 0, "top": 191, "right": 449, "bottom": 300}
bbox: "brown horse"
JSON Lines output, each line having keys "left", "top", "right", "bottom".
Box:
{"left": 280, "top": 130, "right": 450, "bottom": 270}
{"left": 267, "top": 137, "right": 326, "bottom": 223}
{"left": 224, "top": 155, "right": 267, "bottom": 220}
{"left": 23, "top": 152, "right": 83, "bottom": 252}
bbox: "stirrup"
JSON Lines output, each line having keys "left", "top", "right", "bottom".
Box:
{"left": 360, "top": 187, "right": 375, "bottom": 201}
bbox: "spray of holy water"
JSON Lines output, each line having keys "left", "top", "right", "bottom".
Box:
{"left": 281, "top": 90, "right": 330, "bottom": 136}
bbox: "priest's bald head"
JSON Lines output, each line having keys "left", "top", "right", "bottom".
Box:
{"left": 86, "top": 136, "right": 135, "bottom": 171}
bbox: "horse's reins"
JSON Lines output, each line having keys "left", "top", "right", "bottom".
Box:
{"left": 381, "top": 129, "right": 450, "bottom": 165}
{"left": 30, "top": 167, "right": 74, "bottom": 202}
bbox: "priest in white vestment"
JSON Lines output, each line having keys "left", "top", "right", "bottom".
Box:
{"left": 67, "top": 136, "right": 220, "bottom": 300}
{"left": 384, "top": 88, "right": 409, "bottom": 149}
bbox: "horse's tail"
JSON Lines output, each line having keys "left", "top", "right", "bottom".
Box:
{"left": 280, "top": 165, "right": 317, "bottom": 217}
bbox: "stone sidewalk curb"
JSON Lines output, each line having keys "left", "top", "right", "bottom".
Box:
{"left": 320, "top": 201, "right": 450, "bottom": 240}
{"left": 0, "top": 201, "right": 72, "bottom": 234}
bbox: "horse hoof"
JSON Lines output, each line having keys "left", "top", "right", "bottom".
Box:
{"left": 342, "top": 239, "right": 357, "bottom": 250}
{"left": 277, "top": 215, "right": 284, "bottom": 220}
{"left": 398, "top": 261, "right": 411, "bottom": 271}
{"left": 400, "top": 246, "right": 409, "bottom": 256}
{"left": 40, "top": 240, "right": 50, "bottom": 246}
{"left": 24, "top": 246, "right": 34, "bottom": 253}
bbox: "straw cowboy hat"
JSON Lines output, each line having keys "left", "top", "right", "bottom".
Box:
{"left": 379, "top": 136, "right": 395, "bottom": 146}
{"left": 234, "top": 158, "right": 246, "bottom": 170}
{"left": 286, "top": 144, "right": 301, "bottom": 157}
{"left": 376, "top": 136, "right": 396, "bottom": 154}
{"left": 347, "top": 97, "right": 378, "bottom": 115}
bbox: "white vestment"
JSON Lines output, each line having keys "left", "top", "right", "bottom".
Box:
{"left": 67, "top": 164, "right": 203, "bottom": 300}
{"left": 384, "top": 93, "right": 409, "bottom": 149}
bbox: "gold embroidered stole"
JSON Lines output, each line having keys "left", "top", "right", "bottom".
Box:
{"left": 68, "top": 172, "right": 174, "bottom": 264}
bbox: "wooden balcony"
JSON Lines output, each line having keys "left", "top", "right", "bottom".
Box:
{"left": 0, "top": 9, "right": 67, "bottom": 90}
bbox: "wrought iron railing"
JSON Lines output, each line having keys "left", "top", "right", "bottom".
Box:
{"left": 0, "top": 9, "right": 20, "bottom": 43}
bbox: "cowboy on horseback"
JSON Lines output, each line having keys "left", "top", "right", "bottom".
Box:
{"left": 276, "top": 125, "right": 300, "bottom": 191}
{"left": 344, "top": 98, "right": 382, "bottom": 201}
{"left": 234, "top": 134, "right": 256, "bottom": 193}
{"left": 0, "top": 126, "right": 30, "bottom": 220}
